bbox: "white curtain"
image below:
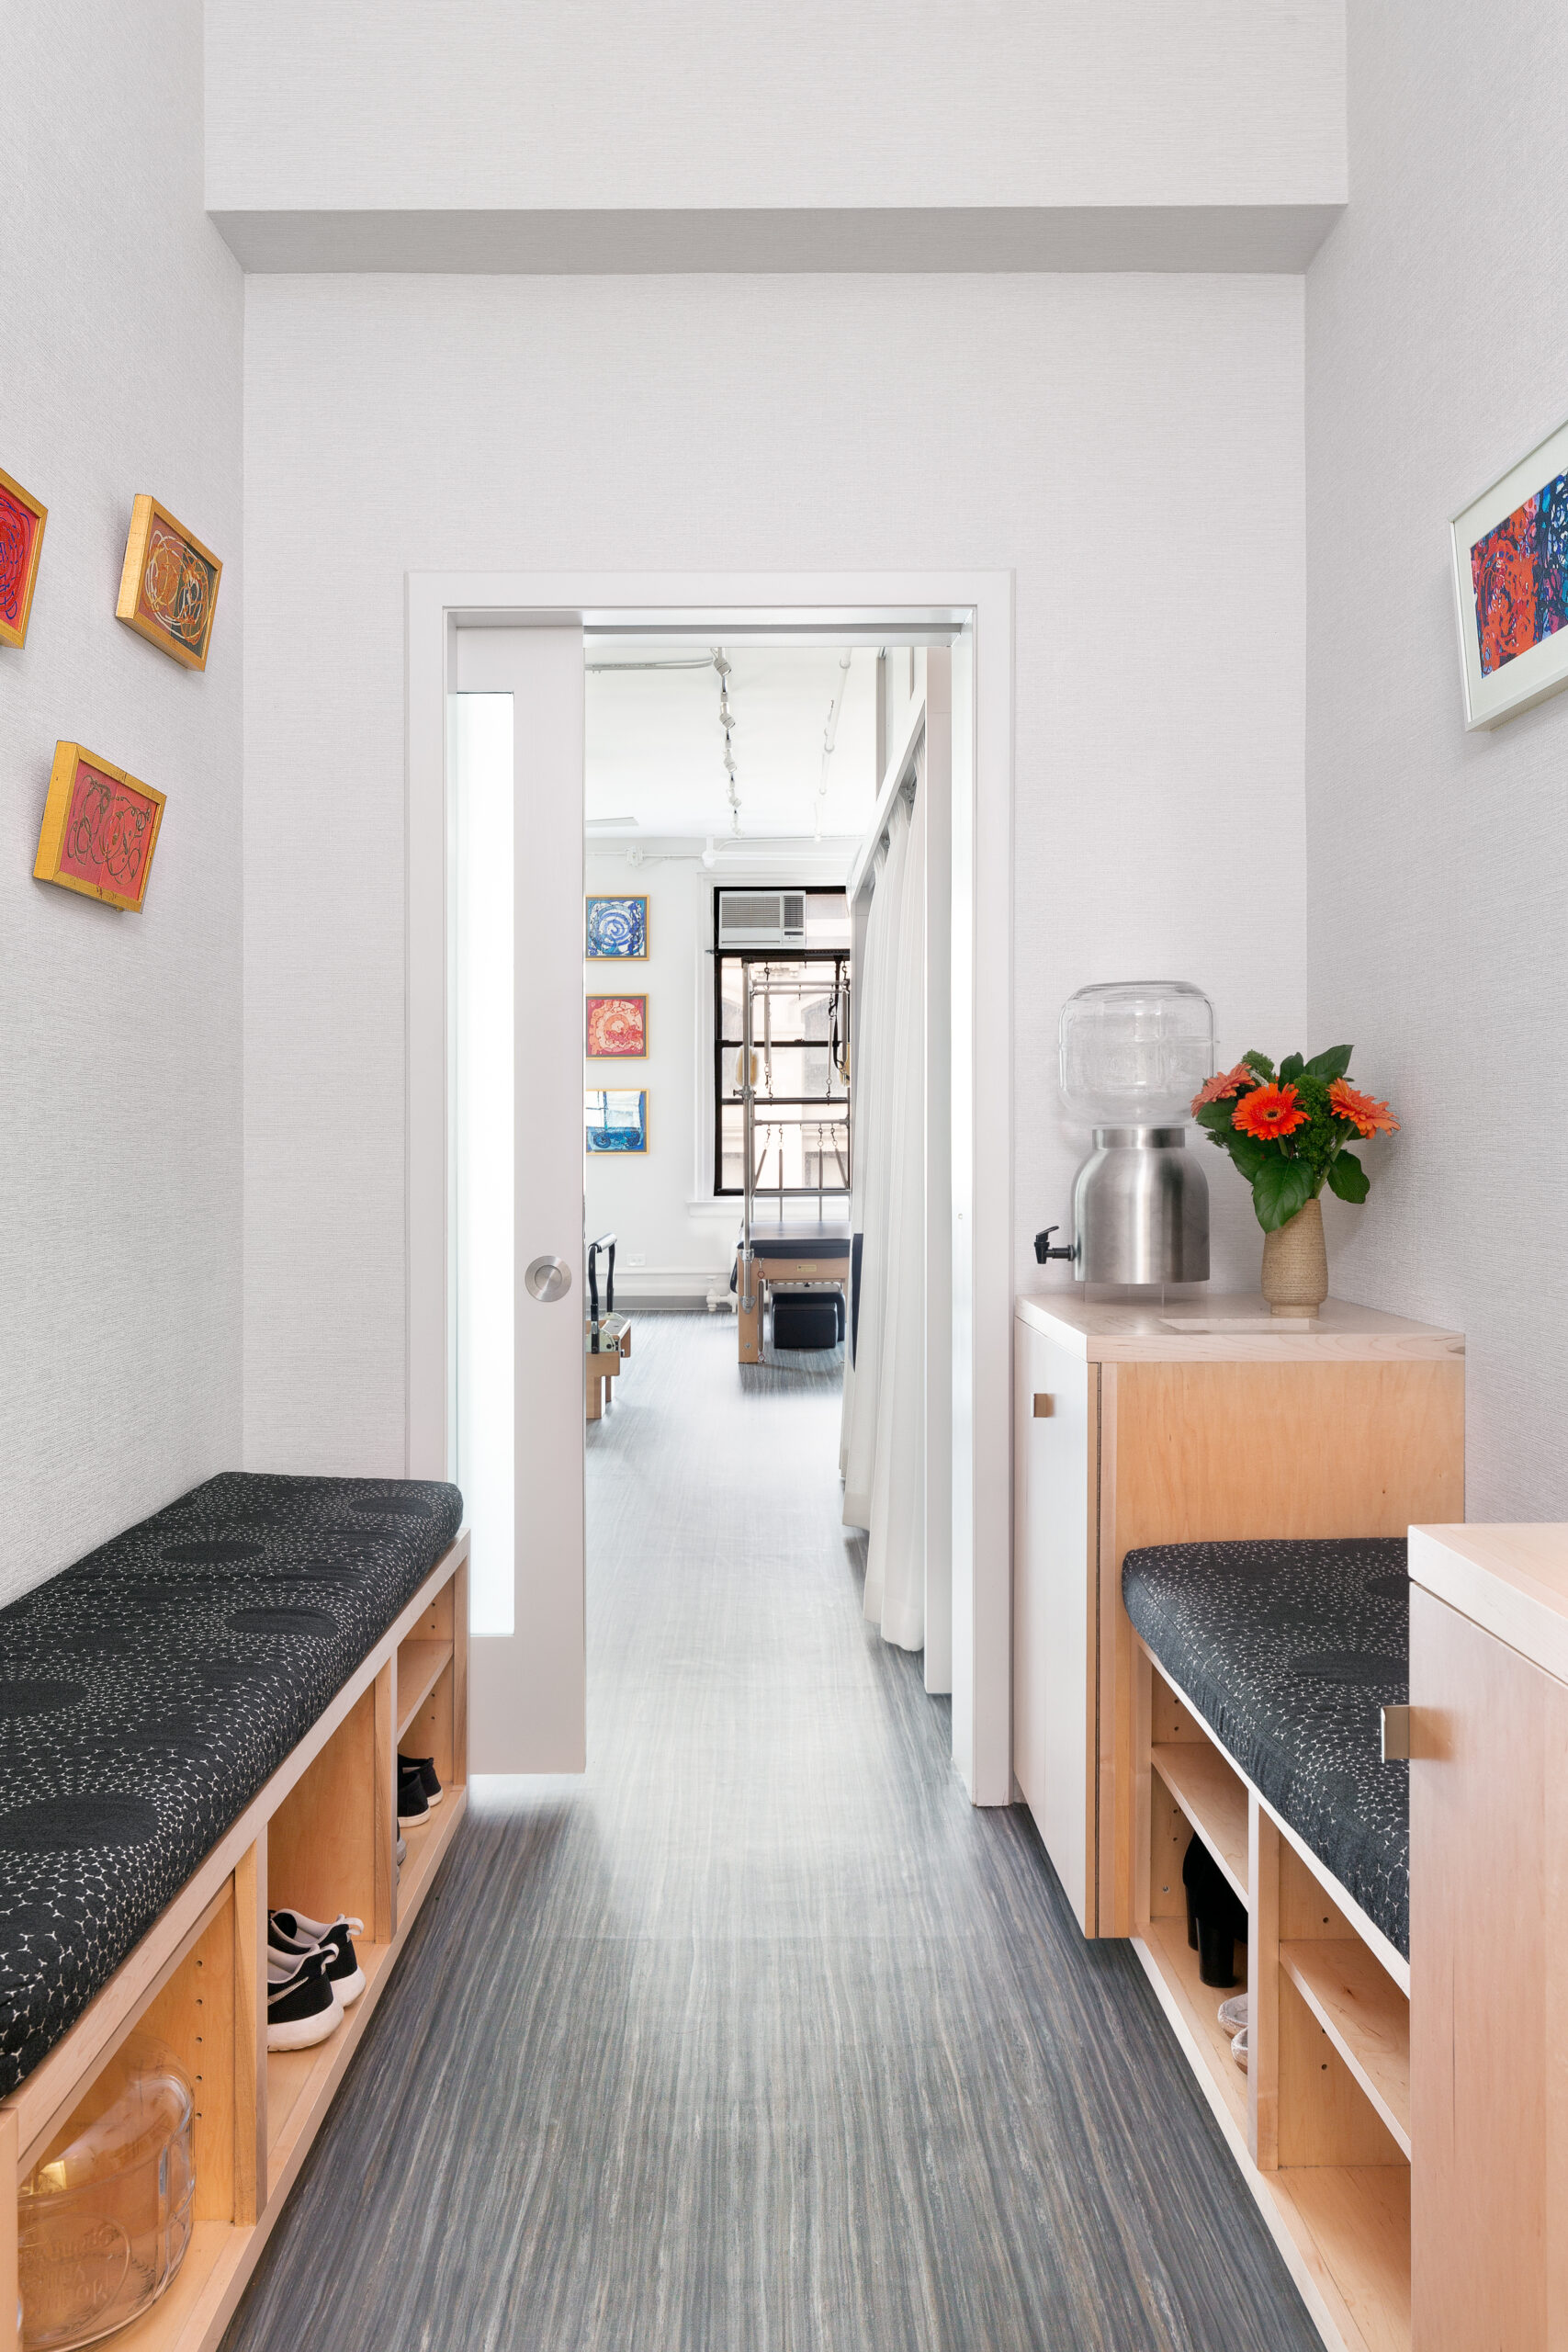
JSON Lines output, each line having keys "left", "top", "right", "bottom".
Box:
{"left": 840, "top": 786, "right": 926, "bottom": 1651}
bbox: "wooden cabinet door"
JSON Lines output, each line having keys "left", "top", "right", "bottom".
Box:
{"left": 1411, "top": 1586, "right": 1568, "bottom": 2349}
{"left": 1012, "top": 1320, "right": 1096, "bottom": 1931}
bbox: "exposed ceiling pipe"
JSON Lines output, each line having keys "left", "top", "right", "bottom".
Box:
{"left": 814, "top": 650, "right": 853, "bottom": 842}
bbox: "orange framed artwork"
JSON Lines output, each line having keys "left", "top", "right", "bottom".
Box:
{"left": 34, "top": 742, "right": 166, "bottom": 912}
{"left": 586, "top": 995, "right": 648, "bottom": 1057}
{"left": 116, "top": 494, "right": 222, "bottom": 670}
{"left": 0, "top": 464, "right": 48, "bottom": 650}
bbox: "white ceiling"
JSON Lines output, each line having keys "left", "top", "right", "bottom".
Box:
{"left": 584, "top": 640, "right": 879, "bottom": 842}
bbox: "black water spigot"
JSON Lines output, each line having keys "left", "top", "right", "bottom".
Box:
{"left": 1034, "top": 1226, "right": 1075, "bottom": 1264}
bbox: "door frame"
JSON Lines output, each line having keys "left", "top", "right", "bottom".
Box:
{"left": 406, "top": 571, "right": 1014, "bottom": 1803}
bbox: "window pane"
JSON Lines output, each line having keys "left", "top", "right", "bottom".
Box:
{"left": 718, "top": 1044, "right": 847, "bottom": 1102}
{"left": 717, "top": 1101, "right": 850, "bottom": 1195}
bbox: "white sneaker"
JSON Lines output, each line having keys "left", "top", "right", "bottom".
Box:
{"left": 1217, "top": 1994, "right": 1249, "bottom": 2034}
{"left": 1231, "top": 2026, "right": 1249, "bottom": 2072}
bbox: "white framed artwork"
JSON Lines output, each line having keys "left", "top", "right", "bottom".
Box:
{"left": 1451, "top": 413, "right": 1568, "bottom": 729}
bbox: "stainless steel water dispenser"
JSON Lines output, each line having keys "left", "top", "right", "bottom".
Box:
{"left": 1037, "top": 982, "right": 1214, "bottom": 1284}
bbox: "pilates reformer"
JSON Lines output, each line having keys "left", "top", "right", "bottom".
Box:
{"left": 733, "top": 962, "right": 852, "bottom": 1365}
{"left": 585, "top": 1229, "right": 632, "bottom": 1420}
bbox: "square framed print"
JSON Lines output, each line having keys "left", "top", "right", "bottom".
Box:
{"left": 585, "top": 1089, "right": 649, "bottom": 1153}
{"left": 0, "top": 464, "right": 48, "bottom": 650}
{"left": 34, "top": 741, "right": 166, "bottom": 912}
{"left": 116, "top": 493, "right": 222, "bottom": 671}
{"left": 585, "top": 894, "right": 648, "bottom": 959}
{"left": 1452, "top": 414, "right": 1568, "bottom": 727}
{"left": 586, "top": 994, "right": 648, "bottom": 1057}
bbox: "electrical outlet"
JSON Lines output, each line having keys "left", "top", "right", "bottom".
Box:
{"left": 626, "top": 1253, "right": 647, "bottom": 1268}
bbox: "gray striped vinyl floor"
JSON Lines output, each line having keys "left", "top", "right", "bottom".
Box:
{"left": 222, "top": 1312, "right": 1317, "bottom": 2352}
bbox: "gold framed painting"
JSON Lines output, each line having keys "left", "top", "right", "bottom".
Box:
{"left": 0, "top": 464, "right": 48, "bottom": 650}
{"left": 34, "top": 741, "right": 166, "bottom": 912}
{"left": 116, "top": 494, "right": 222, "bottom": 671}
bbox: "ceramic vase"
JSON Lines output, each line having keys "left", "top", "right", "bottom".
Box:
{"left": 1260, "top": 1195, "right": 1328, "bottom": 1317}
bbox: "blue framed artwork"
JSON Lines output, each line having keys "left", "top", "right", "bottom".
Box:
{"left": 585, "top": 1089, "right": 649, "bottom": 1154}
{"left": 585, "top": 894, "right": 648, "bottom": 959}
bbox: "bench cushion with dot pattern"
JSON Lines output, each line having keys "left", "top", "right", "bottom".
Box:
{"left": 0, "top": 1472, "right": 463, "bottom": 2093}
{"left": 1122, "top": 1537, "right": 1409, "bottom": 1959}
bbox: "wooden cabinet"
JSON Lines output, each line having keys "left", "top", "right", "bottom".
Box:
{"left": 1408, "top": 1526, "right": 1568, "bottom": 2352}
{"left": 1012, "top": 1294, "right": 1464, "bottom": 1938}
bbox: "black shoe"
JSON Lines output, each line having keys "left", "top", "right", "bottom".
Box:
{"left": 398, "top": 1753, "right": 443, "bottom": 1808}
{"left": 266, "top": 1950, "right": 341, "bottom": 2051}
{"left": 269, "top": 1909, "right": 367, "bottom": 2003}
{"left": 397, "top": 1758, "right": 429, "bottom": 1826}
{"left": 1182, "top": 1834, "right": 1247, "bottom": 1989}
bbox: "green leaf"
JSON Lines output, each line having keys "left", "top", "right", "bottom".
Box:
{"left": 1226, "top": 1133, "right": 1268, "bottom": 1182}
{"left": 1252, "top": 1154, "right": 1315, "bottom": 1232}
{"left": 1303, "top": 1044, "right": 1354, "bottom": 1082}
{"left": 1327, "top": 1149, "right": 1370, "bottom": 1204}
{"left": 1279, "top": 1052, "right": 1305, "bottom": 1085}
{"left": 1242, "top": 1050, "right": 1275, "bottom": 1083}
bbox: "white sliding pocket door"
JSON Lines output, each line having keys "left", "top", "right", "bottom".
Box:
{"left": 454, "top": 626, "right": 585, "bottom": 1771}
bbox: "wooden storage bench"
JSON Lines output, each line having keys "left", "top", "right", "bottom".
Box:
{"left": 1130, "top": 1570, "right": 1412, "bottom": 2352}
{"left": 0, "top": 1476, "right": 470, "bottom": 2352}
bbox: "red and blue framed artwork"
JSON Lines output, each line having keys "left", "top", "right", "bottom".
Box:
{"left": 0, "top": 465, "right": 48, "bottom": 650}
{"left": 1452, "top": 415, "right": 1568, "bottom": 728}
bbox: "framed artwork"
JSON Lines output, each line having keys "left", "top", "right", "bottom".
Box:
{"left": 585, "top": 1090, "right": 649, "bottom": 1154}
{"left": 34, "top": 741, "right": 166, "bottom": 912}
{"left": 1452, "top": 414, "right": 1568, "bottom": 728}
{"left": 116, "top": 494, "right": 222, "bottom": 671}
{"left": 585, "top": 894, "right": 648, "bottom": 959}
{"left": 0, "top": 465, "right": 48, "bottom": 650}
{"left": 586, "top": 995, "right": 648, "bottom": 1057}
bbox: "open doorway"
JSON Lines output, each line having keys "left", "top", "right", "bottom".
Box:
{"left": 408, "top": 575, "right": 1011, "bottom": 1800}
{"left": 575, "top": 640, "right": 921, "bottom": 1738}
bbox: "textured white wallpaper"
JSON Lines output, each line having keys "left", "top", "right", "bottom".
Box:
{"left": 1305, "top": 3, "right": 1568, "bottom": 1519}
{"left": 241, "top": 271, "right": 1307, "bottom": 1468}
{"left": 0, "top": 2, "right": 244, "bottom": 1600}
{"left": 207, "top": 2, "right": 1345, "bottom": 215}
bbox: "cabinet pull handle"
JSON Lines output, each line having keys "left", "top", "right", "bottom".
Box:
{"left": 1032, "top": 1394, "right": 1054, "bottom": 1418}
{"left": 1380, "top": 1705, "right": 1410, "bottom": 1760}
{"left": 1382, "top": 1704, "right": 1448, "bottom": 1760}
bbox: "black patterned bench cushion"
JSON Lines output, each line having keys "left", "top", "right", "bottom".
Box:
{"left": 1122, "top": 1537, "right": 1410, "bottom": 1959}
{"left": 0, "top": 1471, "right": 463, "bottom": 2095}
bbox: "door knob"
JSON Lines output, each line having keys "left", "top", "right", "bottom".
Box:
{"left": 525, "top": 1255, "right": 572, "bottom": 1303}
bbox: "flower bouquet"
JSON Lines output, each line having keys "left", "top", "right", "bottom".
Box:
{"left": 1190, "top": 1046, "right": 1398, "bottom": 1313}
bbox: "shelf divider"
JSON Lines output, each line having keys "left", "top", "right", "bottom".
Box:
{"left": 1151, "top": 1740, "right": 1250, "bottom": 1905}
{"left": 1280, "top": 1939, "right": 1411, "bottom": 2158}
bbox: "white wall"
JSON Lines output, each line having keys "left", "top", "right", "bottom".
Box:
{"left": 0, "top": 1, "right": 244, "bottom": 1599}
{"left": 242, "top": 272, "right": 1307, "bottom": 1468}
{"left": 1305, "top": 2, "right": 1568, "bottom": 1520}
{"left": 208, "top": 2, "right": 1345, "bottom": 214}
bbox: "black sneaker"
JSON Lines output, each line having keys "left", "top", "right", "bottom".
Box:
{"left": 269, "top": 1909, "right": 367, "bottom": 2004}
{"left": 397, "top": 1758, "right": 429, "bottom": 1826}
{"left": 397, "top": 1753, "right": 443, "bottom": 1808}
{"left": 266, "top": 1950, "right": 340, "bottom": 2051}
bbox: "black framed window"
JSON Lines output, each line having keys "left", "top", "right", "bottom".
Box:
{"left": 714, "top": 889, "right": 851, "bottom": 1199}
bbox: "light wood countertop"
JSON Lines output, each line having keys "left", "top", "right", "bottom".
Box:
{"left": 1410, "top": 1524, "right": 1568, "bottom": 1684}
{"left": 1014, "top": 1291, "right": 1465, "bottom": 1364}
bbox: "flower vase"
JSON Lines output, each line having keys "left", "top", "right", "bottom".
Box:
{"left": 1260, "top": 1195, "right": 1328, "bottom": 1317}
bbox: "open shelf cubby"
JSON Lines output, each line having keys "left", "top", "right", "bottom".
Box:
{"left": 0, "top": 1537, "right": 470, "bottom": 2352}
{"left": 1134, "top": 1645, "right": 1411, "bottom": 2352}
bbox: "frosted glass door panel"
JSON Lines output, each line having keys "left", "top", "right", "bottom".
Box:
{"left": 454, "top": 693, "right": 515, "bottom": 1636}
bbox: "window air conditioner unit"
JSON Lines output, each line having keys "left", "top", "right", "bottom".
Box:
{"left": 717, "top": 891, "right": 807, "bottom": 948}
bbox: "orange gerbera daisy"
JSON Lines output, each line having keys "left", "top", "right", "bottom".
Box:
{"left": 1233, "top": 1082, "right": 1310, "bottom": 1140}
{"left": 1328, "top": 1078, "right": 1399, "bottom": 1136}
{"left": 1190, "top": 1061, "right": 1258, "bottom": 1114}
